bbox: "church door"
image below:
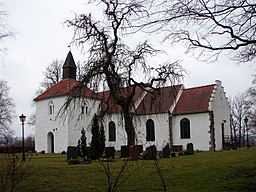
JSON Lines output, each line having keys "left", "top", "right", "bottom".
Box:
{"left": 47, "top": 132, "right": 54, "bottom": 153}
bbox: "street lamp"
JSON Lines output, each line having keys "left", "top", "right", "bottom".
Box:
{"left": 244, "top": 117, "right": 249, "bottom": 149}
{"left": 19, "top": 114, "right": 26, "bottom": 161}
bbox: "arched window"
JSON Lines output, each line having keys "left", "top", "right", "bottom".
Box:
{"left": 146, "top": 119, "right": 155, "bottom": 141}
{"left": 108, "top": 121, "right": 116, "bottom": 141}
{"left": 49, "top": 101, "right": 54, "bottom": 115}
{"left": 81, "top": 103, "right": 88, "bottom": 114}
{"left": 180, "top": 118, "right": 190, "bottom": 139}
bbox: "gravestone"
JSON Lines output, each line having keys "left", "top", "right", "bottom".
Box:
{"left": 103, "top": 147, "right": 115, "bottom": 159}
{"left": 162, "top": 144, "right": 170, "bottom": 158}
{"left": 67, "top": 146, "right": 79, "bottom": 159}
{"left": 145, "top": 145, "right": 157, "bottom": 160}
{"left": 121, "top": 145, "right": 130, "bottom": 158}
{"left": 130, "top": 145, "right": 143, "bottom": 160}
{"left": 186, "top": 143, "right": 194, "bottom": 155}
{"left": 172, "top": 145, "right": 183, "bottom": 152}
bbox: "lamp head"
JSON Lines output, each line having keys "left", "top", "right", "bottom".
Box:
{"left": 19, "top": 114, "right": 26, "bottom": 123}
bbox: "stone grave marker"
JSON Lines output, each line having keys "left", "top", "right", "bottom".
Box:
{"left": 187, "top": 143, "right": 194, "bottom": 155}
{"left": 162, "top": 144, "right": 170, "bottom": 158}
{"left": 145, "top": 145, "right": 157, "bottom": 160}
{"left": 67, "top": 146, "right": 79, "bottom": 159}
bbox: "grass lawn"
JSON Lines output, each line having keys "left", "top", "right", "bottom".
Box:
{"left": 1, "top": 147, "right": 256, "bottom": 192}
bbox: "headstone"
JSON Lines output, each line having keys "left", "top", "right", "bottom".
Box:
{"left": 130, "top": 145, "right": 143, "bottom": 160}
{"left": 186, "top": 143, "right": 194, "bottom": 155}
{"left": 162, "top": 144, "right": 170, "bottom": 158}
{"left": 104, "top": 147, "right": 115, "bottom": 159}
{"left": 145, "top": 145, "right": 157, "bottom": 160}
{"left": 172, "top": 145, "right": 183, "bottom": 152}
{"left": 67, "top": 146, "right": 79, "bottom": 159}
{"left": 121, "top": 145, "right": 130, "bottom": 158}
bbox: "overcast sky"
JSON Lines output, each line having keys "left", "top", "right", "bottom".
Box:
{"left": 0, "top": 0, "right": 255, "bottom": 137}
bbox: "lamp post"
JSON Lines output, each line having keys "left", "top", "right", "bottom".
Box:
{"left": 244, "top": 117, "right": 249, "bottom": 149}
{"left": 19, "top": 114, "right": 26, "bottom": 161}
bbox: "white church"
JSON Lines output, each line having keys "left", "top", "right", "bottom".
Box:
{"left": 34, "top": 52, "right": 231, "bottom": 153}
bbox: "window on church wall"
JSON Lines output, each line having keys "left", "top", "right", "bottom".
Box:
{"left": 180, "top": 118, "right": 190, "bottom": 139}
{"left": 108, "top": 121, "right": 116, "bottom": 141}
{"left": 146, "top": 119, "right": 155, "bottom": 141}
{"left": 49, "top": 101, "right": 54, "bottom": 115}
{"left": 81, "top": 103, "right": 88, "bottom": 115}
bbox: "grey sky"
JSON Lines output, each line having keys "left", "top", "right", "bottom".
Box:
{"left": 0, "top": 0, "right": 254, "bottom": 137}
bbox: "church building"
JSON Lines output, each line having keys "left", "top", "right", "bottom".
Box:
{"left": 34, "top": 52, "right": 231, "bottom": 153}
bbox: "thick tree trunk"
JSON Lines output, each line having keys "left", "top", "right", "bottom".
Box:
{"left": 123, "top": 107, "right": 135, "bottom": 146}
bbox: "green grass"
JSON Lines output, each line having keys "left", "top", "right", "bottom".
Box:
{"left": 1, "top": 148, "right": 256, "bottom": 192}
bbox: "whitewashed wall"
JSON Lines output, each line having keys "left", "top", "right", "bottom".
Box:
{"left": 172, "top": 113, "right": 210, "bottom": 151}
{"left": 35, "top": 96, "right": 100, "bottom": 153}
{"left": 135, "top": 114, "right": 170, "bottom": 150}
{"left": 209, "top": 81, "right": 231, "bottom": 150}
{"left": 35, "top": 97, "right": 68, "bottom": 153}
{"left": 103, "top": 114, "right": 127, "bottom": 150}
{"left": 103, "top": 113, "right": 170, "bottom": 151}
{"left": 66, "top": 98, "right": 100, "bottom": 148}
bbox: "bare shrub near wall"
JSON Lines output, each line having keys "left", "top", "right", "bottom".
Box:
{"left": 0, "top": 154, "right": 31, "bottom": 192}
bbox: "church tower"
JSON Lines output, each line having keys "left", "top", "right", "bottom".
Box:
{"left": 62, "top": 51, "right": 77, "bottom": 79}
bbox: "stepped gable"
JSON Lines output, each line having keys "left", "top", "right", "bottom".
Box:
{"left": 135, "top": 84, "right": 183, "bottom": 115}
{"left": 172, "top": 84, "right": 215, "bottom": 115}
{"left": 34, "top": 79, "right": 97, "bottom": 101}
{"left": 99, "top": 85, "right": 145, "bottom": 113}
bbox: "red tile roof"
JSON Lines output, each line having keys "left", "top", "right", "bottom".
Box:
{"left": 34, "top": 79, "right": 98, "bottom": 101}
{"left": 172, "top": 84, "right": 215, "bottom": 115}
{"left": 99, "top": 85, "right": 145, "bottom": 113}
{"left": 135, "top": 85, "right": 183, "bottom": 114}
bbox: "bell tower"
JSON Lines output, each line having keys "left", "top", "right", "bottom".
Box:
{"left": 62, "top": 51, "right": 77, "bottom": 79}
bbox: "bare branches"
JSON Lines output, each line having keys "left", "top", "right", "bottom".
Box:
{"left": 0, "top": 154, "right": 31, "bottom": 192}
{"left": 0, "top": 80, "right": 15, "bottom": 137}
{"left": 145, "top": 0, "right": 256, "bottom": 62}
{"left": 66, "top": 0, "right": 184, "bottom": 146}
{"left": 0, "top": 5, "right": 15, "bottom": 53}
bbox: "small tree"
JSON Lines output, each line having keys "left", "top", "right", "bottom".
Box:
{"left": 0, "top": 154, "right": 30, "bottom": 192}
{"left": 89, "top": 114, "right": 105, "bottom": 160}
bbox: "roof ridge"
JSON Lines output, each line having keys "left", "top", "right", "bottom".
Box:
{"left": 184, "top": 83, "right": 215, "bottom": 90}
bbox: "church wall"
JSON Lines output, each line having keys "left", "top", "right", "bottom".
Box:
{"left": 209, "top": 80, "right": 231, "bottom": 150}
{"left": 103, "top": 113, "right": 170, "bottom": 151}
{"left": 103, "top": 114, "right": 127, "bottom": 150}
{"left": 35, "top": 96, "right": 101, "bottom": 153}
{"left": 135, "top": 113, "right": 170, "bottom": 150}
{"left": 172, "top": 113, "right": 210, "bottom": 151}
{"left": 35, "top": 97, "right": 69, "bottom": 153}
{"left": 66, "top": 98, "right": 100, "bottom": 148}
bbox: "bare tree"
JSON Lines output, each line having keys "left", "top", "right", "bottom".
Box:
{"left": 0, "top": 80, "right": 15, "bottom": 140}
{"left": 230, "top": 93, "right": 248, "bottom": 147}
{"left": 35, "top": 59, "right": 84, "bottom": 96}
{"left": 66, "top": 0, "right": 184, "bottom": 146}
{"left": 35, "top": 59, "right": 63, "bottom": 96}
{"left": 245, "top": 74, "right": 256, "bottom": 134}
{"left": 0, "top": 4, "right": 15, "bottom": 53}
{"left": 144, "top": 0, "right": 256, "bottom": 62}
